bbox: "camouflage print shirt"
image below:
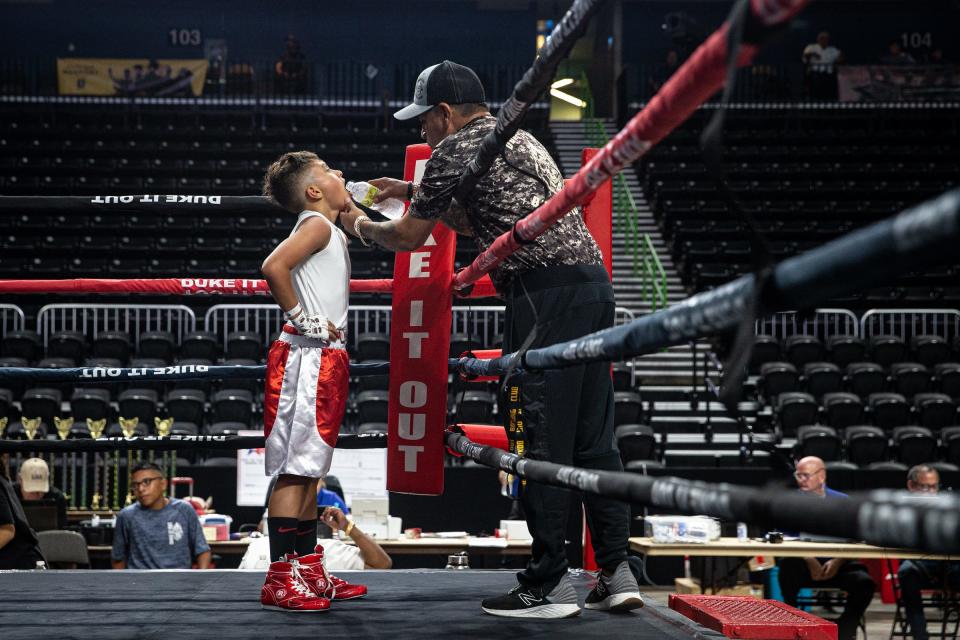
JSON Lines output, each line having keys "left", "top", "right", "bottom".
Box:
{"left": 410, "top": 115, "right": 603, "bottom": 292}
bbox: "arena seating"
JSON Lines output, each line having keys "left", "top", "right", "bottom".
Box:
{"left": 642, "top": 108, "right": 960, "bottom": 307}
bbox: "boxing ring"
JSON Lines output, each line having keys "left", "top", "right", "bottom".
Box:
{"left": 0, "top": 570, "right": 727, "bottom": 640}
{"left": 2, "top": 0, "right": 960, "bottom": 637}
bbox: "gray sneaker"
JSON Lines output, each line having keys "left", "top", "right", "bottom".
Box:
{"left": 584, "top": 561, "right": 644, "bottom": 612}
{"left": 481, "top": 572, "right": 581, "bottom": 619}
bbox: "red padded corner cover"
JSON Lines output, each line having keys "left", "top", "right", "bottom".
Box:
{"left": 668, "top": 594, "right": 837, "bottom": 640}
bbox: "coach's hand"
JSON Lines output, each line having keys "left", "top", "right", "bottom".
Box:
{"left": 369, "top": 177, "right": 409, "bottom": 203}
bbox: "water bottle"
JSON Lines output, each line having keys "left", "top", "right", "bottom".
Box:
{"left": 346, "top": 181, "right": 406, "bottom": 220}
{"left": 737, "top": 522, "right": 749, "bottom": 542}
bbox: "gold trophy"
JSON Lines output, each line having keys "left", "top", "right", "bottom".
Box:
{"left": 54, "top": 418, "right": 74, "bottom": 508}
{"left": 54, "top": 416, "right": 73, "bottom": 440}
{"left": 87, "top": 418, "right": 107, "bottom": 511}
{"left": 0, "top": 416, "right": 8, "bottom": 438}
{"left": 155, "top": 417, "right": 173, "bottom": 486}
{"left": 22, "top": 416, "right": 41, "bottom": 440}
{"left": 155, "top": 417, "right": 173, "bottom": 437}
{"left": 119, "top": 417, "right": 139, "bottom": 506}
{"left": 87, "top": 418, "right": 106, "bottom": 440}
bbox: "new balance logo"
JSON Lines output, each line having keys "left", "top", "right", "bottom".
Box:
{"left": 517, "top": 591, "right": 543, "bottom": 607}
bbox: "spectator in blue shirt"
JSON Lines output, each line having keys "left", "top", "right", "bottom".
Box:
{"left": 112, "top": 461, "right": 211, "bottom": 570}
{"left": 776, "top": 456, "right": 875, "bottom": 640}
{"left": 896, "top": 465, "right": 960, "bottom": 640}
{"left": 316, "top": 479, "right": 348, "bottom": 513}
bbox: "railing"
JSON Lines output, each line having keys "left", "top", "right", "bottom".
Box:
{"left": 755, "top": 309, "right": 860, "bottom": 340}
{"left": 582, "top": 108, "right": 668, "bottom": 312}
{"left": 861, "top": 308, "right": 960, "bottom": 341}
{"left": 36, "top": 304, "right": 197, "bottom": 347}
{"left": 0, "top": 304, "right": 24, "bottom": 338}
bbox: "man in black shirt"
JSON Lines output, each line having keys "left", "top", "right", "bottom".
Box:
{"left": 341, "top": 61, "right": 640, "bottom": 619}
{"left": 15, "top": 457, "right": 68, "bottom": 530}
{"left": 0, "top": 455, "right": 45, "bottom": 570}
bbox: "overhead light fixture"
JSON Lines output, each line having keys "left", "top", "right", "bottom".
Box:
{"left": 551, "top": 77, "right": 575, "bottom": 89}
{"left": 550, "top": 88, "right": 586, "bottom": 108}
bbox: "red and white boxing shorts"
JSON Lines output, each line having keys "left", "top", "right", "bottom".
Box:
{"left": 264, "top": 324, "right": 349, "bottom": 478}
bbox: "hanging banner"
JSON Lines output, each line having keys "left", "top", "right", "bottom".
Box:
{"left": 386, "top": 143, "right": 453, "bottom": 495}
{"left": 57, "top": 58, "right": 209, "bottom": 96}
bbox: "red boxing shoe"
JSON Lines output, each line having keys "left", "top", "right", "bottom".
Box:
{"left": 261, "top": 559, "right": 331, "bottom": 612}
{"left": 297, "top": 545, "right": 368, "bottom": 601}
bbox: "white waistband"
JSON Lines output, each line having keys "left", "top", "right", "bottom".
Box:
{"left": 278, "top": 329, "right": 346, "bottom": 350}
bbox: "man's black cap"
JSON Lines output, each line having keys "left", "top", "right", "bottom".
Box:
{"left": 393, "top": 60, "right": 486, "bottom": 120}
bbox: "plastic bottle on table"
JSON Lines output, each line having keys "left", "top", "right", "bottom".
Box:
{"left": 346, "top": 181, "right": 406, "bottom": 220}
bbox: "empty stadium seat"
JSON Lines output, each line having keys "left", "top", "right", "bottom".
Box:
{"left": 47, "top": 331, "right": 86, "bottom": 363}
{"left": 91, "top": 331, "right": 132, "bottom": 363}
{"left": 821, "top": 392, "right": 864, "bottom": 429}
{"left": 20, "top": 388, "right": 63, "bottom": 427}
{"left": 172, "top": 358, "right": 214, "bottom": 394}
{"left": 784, "top": 335, "right": 825, "bottom": 368}
{"left": 803, "top": 361, "right": 842, "bottom": 399}
{"left": 845, "top": 425, "right": 888, "bottom": 467}
{"left": 1, "top": 330, "right": 41, "bottom": 363}
{"left": 211, "top": 389, "right": 253, "bottom": 425}
{"left": 942, "top": 426, "right": 960, "bottom": 467}
{"left": 869, "top": 335, "right": 908, "bottom": 368}
{"left": 454, "top": 390, "right": 496, "bottom": 424}
{"left": 889, "top": 362, "right": 931, "bottom": 399}
{"left": 611, "top": 363, "right": 634, "bottom": 391}
{"left": 795, "top": 425, "right": 841, "bottom": 462}
{"left": 934, "top": 363, "right": 960, "bottom": 399}
{"left": 749, "top": 335, "right": 782, "bottom": 373}
{"left": 355, "top": 390, "right": 389, "bottom": 424}
{"left": 226, "top": 332, "right": 263, "bottom": 362}
{"left": 911, "top": 335, "right": 952, "bottom": 368}
{"left": 867, "top": 391, "right": 911, "bottom": 429}
{"left": 775, "top": 392, "right": 818, "bottom": 437}
{"left": 613, "top": 391, "right": 644, "bottom": 426}
{"left": 615, "top": 424, "right": 657, "bottom": 464}
{"left": 137, "top": 331, "right": 176, "bottom": 363}
{"left": 759, "top": 362, "right": 799, "bottom": 399}
{"left": 164, "top": 389, "right": 206, "bottom": 426}
{"left": 912, "top": 392, "right": 956, "bottom": 431}
{"left": 355, "top": 333, "right": 390, "bottom": 362}
{"left": 846, "top": 362, "right": 887, "bottom": 398}
{"left": 70, "top": 388, "right": 111, "bottom": 423}
{"left": 825, "top": 335, "right": 866, "bottom": 368}
{"left": 179, "top": 332, "right": 220, "bottom": 362}
{"left": 5, "top": 419, "right": 49, "bottom": 440}
{"left": 892, "top": 426, "right": 938, "bottom": 466}
{"left": 117, "top": 388, "right": 159, "bottom": 426}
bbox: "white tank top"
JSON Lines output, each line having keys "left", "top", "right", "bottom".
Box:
{"left": 289, "top": 211, "right": 351, "bottom": 332}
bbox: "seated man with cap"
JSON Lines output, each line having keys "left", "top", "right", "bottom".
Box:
{"left": 0, "top": 454, "right": 45, "bottom": 570}
{"left": 15, "top": 457, "right": 68, "bottom": 531}
{"left": 777, "top": 456, "right": 875, "bottom": 640}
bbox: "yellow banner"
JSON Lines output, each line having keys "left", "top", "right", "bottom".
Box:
{"left": 57, "top": 58, "right": 209, "bottom": 96}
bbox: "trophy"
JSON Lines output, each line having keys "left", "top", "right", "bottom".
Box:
{"left": 22, "top": 416, "right": 41, "bottom": 441}
{"left": 0, "top": 416, "right": 8, "bottom": 438}
{"left": 54, "top": 417, "right": 74, "bottom": 508}
{"left": 86, "top": 418, "right": 106, "bottom": 511}
{"left": 87, "top": 418, "right": 106, "bottom": 440}
{"left": 155, "top": 417, "right": 173, "bottom": 473}
{"left": 119, "top": 417, "right": 139, "bottom": 507}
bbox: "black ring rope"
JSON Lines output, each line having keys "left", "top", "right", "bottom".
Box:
{"left": 446, "top": 432, "right": 960, "bottom": 554}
